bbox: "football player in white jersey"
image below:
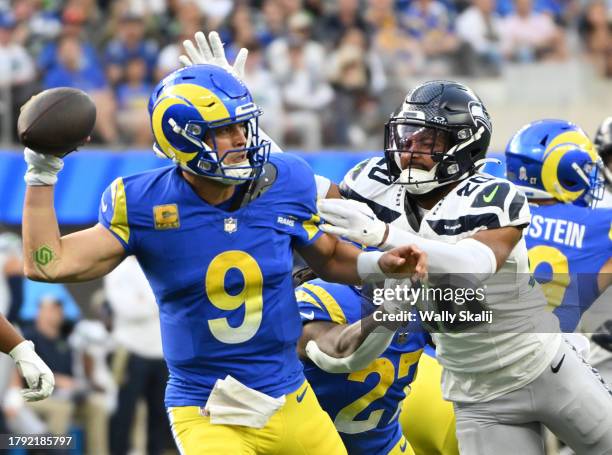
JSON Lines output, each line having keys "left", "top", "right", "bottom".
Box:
{"left": 317, "top": 81, "right": 612, "bottom": 454}
{"left": 181, "top": 33, "right": 612, "bottom": 455}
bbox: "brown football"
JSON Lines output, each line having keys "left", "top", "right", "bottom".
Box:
{"left": 17, "top": 87, "right": 97, "bottom": 155}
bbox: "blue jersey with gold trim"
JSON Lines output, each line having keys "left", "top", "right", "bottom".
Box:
{"left": 99, "top": 153, "right": 321, "bottom": 407}
{"left": 296, "top": 280, "right": 428, "bottom": 455}
{"left": 525, "top": 203, "right": 612, "bottom": 332}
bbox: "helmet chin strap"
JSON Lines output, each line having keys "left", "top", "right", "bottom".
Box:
{"left": 212, "top": 160, "right": 253, "bottom": 185}
{"left": 474, "top": 157, "right": 502, "bottom": 169}
{"left": 397, "top": 165, "right": 441, "bottom": 195}
{"left": 188, "top": 160, "right": 253, "bottom": 185}
{"left": 398, "top": 163, "right": 472, "bottom": 195}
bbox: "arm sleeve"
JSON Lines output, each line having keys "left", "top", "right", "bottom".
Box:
{"left": 297, "top": 281, "right": 396, "bottom": 373}
{"left": 382, "top": 180, "right": 529, "bottom": 277}
{"left": 383, "top": 228, "right": 497, "bottom": 279}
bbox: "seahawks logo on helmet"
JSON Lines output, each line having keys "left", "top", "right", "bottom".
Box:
{"left": 469, "top": 101, "right": 491, "bottom": 133}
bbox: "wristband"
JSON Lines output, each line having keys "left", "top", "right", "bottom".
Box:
{"left": 357, "top": 251, "right": 385, "bottom": 281}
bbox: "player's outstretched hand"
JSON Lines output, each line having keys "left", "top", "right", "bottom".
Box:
{"left": 9, "top": 341, "right": 55, "bottom": 401}
{"left": 379, "top": 245, "right": 427, "bottom": 281}
{"left": 318, "top": 199, "right": 387, "bottom": 247}
{"left": 180, "top": 31, "right": 247, "bottom": 80}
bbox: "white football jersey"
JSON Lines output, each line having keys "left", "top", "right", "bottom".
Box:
{"left": 340, "top": 157, "right": 562, "bottom": 402}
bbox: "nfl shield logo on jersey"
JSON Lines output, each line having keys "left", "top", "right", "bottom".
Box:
{"left": 224, "top": 217, "right": 238, "bottom": 234}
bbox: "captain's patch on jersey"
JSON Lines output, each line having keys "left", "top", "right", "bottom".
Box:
{"left": 153, "top": 204, "right": 180, "bottom": 230}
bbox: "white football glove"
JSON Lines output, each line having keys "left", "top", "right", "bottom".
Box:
{"left": 180, "top": 31, "right": 248, "bottom": 81}
{"left": 23, "top": 148, "right": 64, "bottom": 186}
{"left": 318, "top": 199, "right": 387, "bottom": 247}
{"left": 9, "top": 340, "right": 55, "bottom": 401}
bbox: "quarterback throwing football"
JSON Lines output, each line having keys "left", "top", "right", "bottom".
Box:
{"left": 20, "top": 61, "right": 426, "bottom": 453}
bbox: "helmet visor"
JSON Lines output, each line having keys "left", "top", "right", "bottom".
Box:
{"left": 385, "top": 123, "right": 452, "bottom": 175}
{"left": 386, "top": 124, "right": 451, "bottom": 158}
{"left": 180, "top": 115, "right": 271, "bottom": 182}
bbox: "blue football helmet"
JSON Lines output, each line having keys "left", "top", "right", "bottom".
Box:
{"left": 505, "top": 119, "right": 604, "bottom": 207}
{"left": 148, "top": 64, "right": 270, "bottom": 183}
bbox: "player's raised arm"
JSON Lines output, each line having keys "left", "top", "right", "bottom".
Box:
{"left": 179, "top": 31, "right": 291, "bottom": 152}
{"left": 19, "top": 89, "right": 126, "bottom": 282}
{"left": 23, "top": 184, "right": 124, "bottom": 282}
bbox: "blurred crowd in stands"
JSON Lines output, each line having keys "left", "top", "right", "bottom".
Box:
{"left": 0, "top": 230, "right": 174, "bottom": 455}
{"left": 0, "top": 0, "right": 610, "bottom": 149}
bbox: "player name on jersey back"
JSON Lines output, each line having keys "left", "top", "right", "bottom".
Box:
{"left": 528, "top": 215, "right": 586, "bottom": 248}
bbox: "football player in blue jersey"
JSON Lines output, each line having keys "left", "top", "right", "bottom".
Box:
{"left": 292, "top": 266, "right": 428, "bottom": 455}
{"left": 505, "top": 119, "right": 612, "bottom": 334}
{"left": 20, "top": 63, "right": 427, "bottom": 454}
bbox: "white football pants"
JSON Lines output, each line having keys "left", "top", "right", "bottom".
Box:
{"left": 453, "top": 339, "right": 612, "bottom": 455}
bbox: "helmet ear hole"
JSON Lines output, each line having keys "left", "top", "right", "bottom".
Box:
{"left": 560, "top": 178, "right": 577, "bottom": 188}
